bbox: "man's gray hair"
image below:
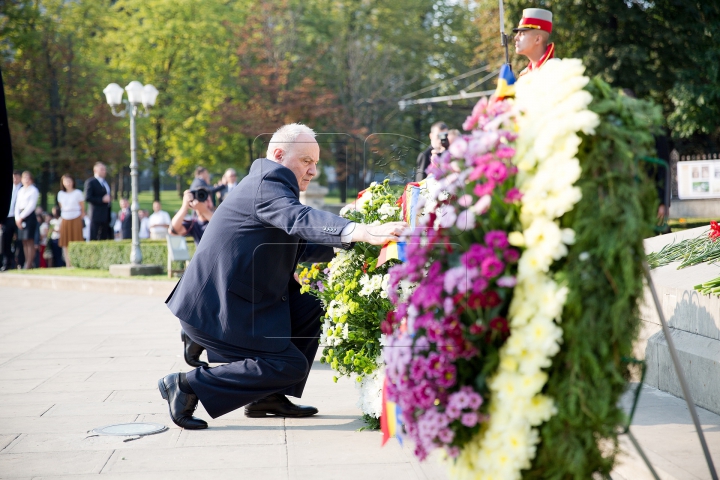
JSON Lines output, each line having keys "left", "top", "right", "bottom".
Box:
{"left": 266, "top": 123, "right": 316, "bottom": 159}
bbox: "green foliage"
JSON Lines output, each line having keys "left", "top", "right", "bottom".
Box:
{"left": 526, "top": 78, "right": 659, "bottom": 478}
{"left": 360, "top": 413, "right": 381, "bottom": 431}
{"left": 68, "top": 239, "right": 195, "bottom": 273}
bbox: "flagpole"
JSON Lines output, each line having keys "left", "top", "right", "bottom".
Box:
{"left": 499, "top": 0, "right": 511, "bottom": 68}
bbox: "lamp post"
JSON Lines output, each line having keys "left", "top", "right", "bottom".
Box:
{"left": 102, "top": 81, "right": 159, "bottom": 265}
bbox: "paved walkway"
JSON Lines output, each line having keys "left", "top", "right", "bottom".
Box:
{"left": 0, "top": 284, "right": 717, "bottom": 479}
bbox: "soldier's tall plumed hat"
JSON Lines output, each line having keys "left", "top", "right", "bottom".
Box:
{"left": 512, "top": 8, "right": 553, "bottom": 34}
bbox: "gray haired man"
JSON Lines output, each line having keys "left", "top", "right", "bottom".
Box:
{"left": 159, "top": 123, "right": 406, "bottom": 429}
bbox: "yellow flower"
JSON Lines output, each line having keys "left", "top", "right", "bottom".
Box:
{"left": 508, "top": 231, "right": 525, "bottom": 247}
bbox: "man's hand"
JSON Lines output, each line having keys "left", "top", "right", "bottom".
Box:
{"left": 352, "top": 221, "right": 408, "bottom": 246}
{"left": 15, "top": 218, "right": 22, "bottom": 229}
{"left": 657, "top": 204, "right": 667, "bottom": 222}
{"left": 102, "top": 194, "right": 111, "bottom": 203}
{"left": 182, "top": 190, "right": 195, "bottom": 210}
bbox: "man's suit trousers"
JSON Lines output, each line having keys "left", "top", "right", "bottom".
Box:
{"left": 90, "top": 220, "right": 111, "bottom": 241}
{"left": 182, "top": 281, "right": 323, "bottom": 418}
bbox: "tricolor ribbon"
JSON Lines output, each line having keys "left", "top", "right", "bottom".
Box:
{"left": 380, "top": 376, "right": 403, "bottom": 446}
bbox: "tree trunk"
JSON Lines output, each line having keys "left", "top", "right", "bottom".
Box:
{"left": 152, "top": 156, "right": 160, "bottom": 202}
{"left": 43, "top": 37, "right": 61, "bottom": 212}
{"left": 152, "top": 121, "right": 162, "bottom": 202}
{"left": 40, "top": 161, "right": 50, "bottom": 211}
{"left": 176, "top": 175, "right": 183, "bottom": 198}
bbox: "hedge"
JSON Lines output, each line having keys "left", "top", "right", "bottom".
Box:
{"left": 68, "top": 239, "right": 196, "bottom": 273}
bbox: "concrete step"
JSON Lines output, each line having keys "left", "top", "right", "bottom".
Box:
{"left": 0, "top": 272, "right": 176, "bottom": 298}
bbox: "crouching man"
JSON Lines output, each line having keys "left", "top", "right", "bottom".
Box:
{"left": 159, "top": 123, "right": 406, "bottom": 428}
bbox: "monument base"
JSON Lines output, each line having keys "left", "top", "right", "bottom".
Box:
{"left": 109, "top": 264, "right": 163, "bottom": 277}
{"left": 637, "top": 227, "right": 720, "bottom": 415}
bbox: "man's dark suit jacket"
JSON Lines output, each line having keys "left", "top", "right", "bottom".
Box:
{"left": 119, "top": 208, "right": 132, "bottom": 239}
{"left": 167, "top": 158, "right": 352, "bottom": 353}
{"left": 84, "top": 177, "right": 111, "bottom": 225}
{"left": 415, "top": 146, "right": 432, "bottom": 181}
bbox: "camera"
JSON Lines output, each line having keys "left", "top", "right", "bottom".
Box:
{"left": 189, "top": 187, "right": 209, "bottom": 202}
{"left": 439, "top": 132, "right": 450, "bottom": 149}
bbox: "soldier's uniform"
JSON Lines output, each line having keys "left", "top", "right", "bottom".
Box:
{"left": 513, "top": 8, "right": 555, "bottom": 78}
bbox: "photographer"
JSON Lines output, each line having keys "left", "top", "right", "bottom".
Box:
{"left": 169, "top": 189, "right": 214, "bottom": 245}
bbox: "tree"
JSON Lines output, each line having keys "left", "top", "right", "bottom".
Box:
{"left": 100, "top": 0, "right": 245, "bottom": 199}
{"left": 2, "top": 0, "right": 125, "bottom": 208}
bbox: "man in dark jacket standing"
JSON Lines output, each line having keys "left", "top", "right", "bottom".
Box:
{"left": 415, "top": 121, "right": 448, "bottom": 181}
{"left": 159, "top": 124, "right": 406, "bottom": 429}
{"left": 84, "top": 162, "right": 112, "bottom": 241}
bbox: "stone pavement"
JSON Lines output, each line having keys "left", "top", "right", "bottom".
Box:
{"left": 0, "top": 284, "right": 717, "bottom": 479}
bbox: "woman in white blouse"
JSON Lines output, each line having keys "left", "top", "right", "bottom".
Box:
{"left": 14, "top": 171, "right": 40, "bottom": 269}
{"left": 57, "top": 174, "right": 85, "bottom": 267}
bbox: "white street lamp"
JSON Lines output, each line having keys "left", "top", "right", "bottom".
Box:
{"left": 142, "top": 84, "right": 159, "bottom": 108}
{"left": 103, "top": 80, "right": 159, "bottom": 265}
{"left": 125, "top": 81, "right": 144, "bottom": 105}
{"left": 102, "top": 83, "right": 124, "bottom": 107}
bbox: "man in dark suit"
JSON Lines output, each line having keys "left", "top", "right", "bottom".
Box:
{"left": 118, "top": 197, "right": 132, "bottom": 240}
{"left": 415, "top": 121, "right": 448, "bottom": 181}
{"left": 158, "top": 124, "right": 406, "bottom": 429}
{"left": 84, "top": 162, "right": 112, "bottom": 241}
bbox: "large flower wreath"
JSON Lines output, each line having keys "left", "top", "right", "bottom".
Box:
{"left": 383, "top": 58, "right": 660, "bottom": 479}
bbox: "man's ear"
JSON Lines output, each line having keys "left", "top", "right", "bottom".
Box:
{"left": 271, "top": 147, "right": 284, "bottom": 162}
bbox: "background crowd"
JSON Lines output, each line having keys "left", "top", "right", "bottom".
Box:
{"left": 1, "top": 164, "right": 234, "bottom": 271}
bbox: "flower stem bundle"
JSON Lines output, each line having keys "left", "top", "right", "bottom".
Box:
{"left": 694, "top": 275, "right": 720, "bottom": 297}
{"left": 647, "top": 227, "right": 720, "bottom": 269}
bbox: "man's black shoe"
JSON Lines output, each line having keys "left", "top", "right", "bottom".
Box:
{"left": 158, "top": 373, "right": 208, "bottom": 429}
{"left": 244, "top": 393, "right": 318, "bottom": 418}
{"left": 181, "top": 330, "right": 208, "bottom": 368}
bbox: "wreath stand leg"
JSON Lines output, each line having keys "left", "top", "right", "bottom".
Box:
{"left": 640, "top": 261, "right": 718, "bottom": 480}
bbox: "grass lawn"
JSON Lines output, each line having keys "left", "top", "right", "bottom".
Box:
{"left": 2, "top": 267, "right": 174, "bottom": 281}
{"left": 111, "top": 190, "right": 184, "bottom": 215}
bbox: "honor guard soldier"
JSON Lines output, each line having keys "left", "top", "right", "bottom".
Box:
{"left": 513, "top": 8, "right": 555, "bottom": 78}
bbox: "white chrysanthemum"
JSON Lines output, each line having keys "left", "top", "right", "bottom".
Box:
{"left": 377, "top": 202, "right": 399, "bottom": 220}
{"left": 355, "top": 366, "right": 384, "bottom": 418}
